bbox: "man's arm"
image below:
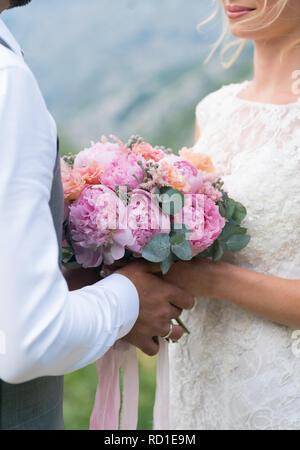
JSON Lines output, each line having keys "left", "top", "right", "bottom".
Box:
{"left": 0, "top": 64, "right": 140, "bottom": 384}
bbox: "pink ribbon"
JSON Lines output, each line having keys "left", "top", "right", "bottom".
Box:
{"left": 89, "top": 338, "right": 169, "bottom": 430}
{"left": 153, "top": 338, "right": 170, "bottom": 430}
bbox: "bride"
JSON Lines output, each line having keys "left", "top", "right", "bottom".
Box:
{"left": 165, "top": 0, "right": 300, "bottom": 430}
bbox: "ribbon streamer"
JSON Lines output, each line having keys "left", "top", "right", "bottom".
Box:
{"left": 89, "top": 338, "right": 170, "bottom": 430}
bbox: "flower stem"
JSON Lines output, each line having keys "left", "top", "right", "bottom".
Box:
{"left": 175, "top": 317, "right": 190, "bottom": 335}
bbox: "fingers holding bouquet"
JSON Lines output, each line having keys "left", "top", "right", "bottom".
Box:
{"left": 117, "top": 260, "right": 193, "bottom": 355}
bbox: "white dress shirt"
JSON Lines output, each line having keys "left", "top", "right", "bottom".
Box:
{"left": 0, "top": 18, "right": 139, "bottom": 384}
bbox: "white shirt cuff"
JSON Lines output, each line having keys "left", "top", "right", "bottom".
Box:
{"left": 98, "top": 273, "right": 140, "bottom": 339}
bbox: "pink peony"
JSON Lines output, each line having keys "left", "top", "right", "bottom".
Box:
{"left": 101, "top": 153, "right": 145, "bottom": 191}
{"left": 159, "top": 155, "right": 202, "bottom": 194}
{"left": 173, "top": 193, "right": 225, "bottom": 256}
{"left": 126, "top": 189, "right": 171, "bottom": 255}
{"left": 69, "top": 185, "right": 134, "bottom": 267}
{"left": 74, "top": 139, "right": 125, "bottom": 170}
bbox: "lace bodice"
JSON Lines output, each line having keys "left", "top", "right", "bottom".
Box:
{"left": 169, "top": 82, "right": 300, "bottom": 430}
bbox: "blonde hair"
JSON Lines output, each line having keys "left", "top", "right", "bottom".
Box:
{"left": 199, "top": 0, "right": 300, "bottom": 68}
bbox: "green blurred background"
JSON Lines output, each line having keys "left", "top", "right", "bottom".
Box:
{"left": 3, "top": 0, "right": 252, "bottom": 430}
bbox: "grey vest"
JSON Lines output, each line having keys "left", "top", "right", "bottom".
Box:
{"left": 0, "top": 51, "right": 65, "bottom": 429}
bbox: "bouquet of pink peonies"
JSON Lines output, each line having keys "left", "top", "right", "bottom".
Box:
{"left": 61, "top": 135, "right": 250, "bottom": 430}
{"left": 62, "top": 135, "right": 250, "bottom": 277}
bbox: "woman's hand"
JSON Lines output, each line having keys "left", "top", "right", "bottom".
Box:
{"left": 165, "top": 258, "right": 300, "bottom": 329}
{"left": 163, "top": 258, "right": 218, "bottom": 298}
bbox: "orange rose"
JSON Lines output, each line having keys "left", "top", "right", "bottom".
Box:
{"left": 61, "top": 160, "right": 86, "bottom": 202}
{"left": 75, "top": 160, "right": 104, "bottom": 185}
{"left": 179, "top": 147, "right": 215, "bottom": 173}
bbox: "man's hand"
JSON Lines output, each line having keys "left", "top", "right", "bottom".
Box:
{"left": 117, "top": 261, "right": 195, "bottom": 356}
{"left": 62, "top": 267, "right": 101, "bottom": 291}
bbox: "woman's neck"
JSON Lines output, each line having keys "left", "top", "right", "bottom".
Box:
{"left": 241, "top": 38, "right": 300, "bottom": 105}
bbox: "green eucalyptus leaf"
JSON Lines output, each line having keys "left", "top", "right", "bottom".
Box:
{"left": 225, "top": 198, "right": 236, "bottom": 220}
{"left": 226, "top": 234, "right": 251, "bottom": 252}
{"left": 232, "top": 202, "right": 247, "bottom": 224}
{"left": 218, "top": 202, "right": 226, "bottom": 218}
{"left": 219, "top": 224, "right": 247, "bottom": 242}
{"left": 220, "top": 241, "right": 228, "bottom": 252}
{"left": 170, "top": 233, "right": 185, "bottom": 246}
{"left": 142, "top": 233, "right": 171, "bottom": 263}
{"left": 171, "top": 240, "right": 192, "bottom": 261}
{"left": 227, "top": 218, "right": 240, "bottom": 227}
{"left": 160, "top": 254, "right": 173, "bottom": 275}
{"left": 222, "top": 191, "right": 229, "bottom": 204}
{"left": 212, "top": 240, "right": 224, "bottom": 262}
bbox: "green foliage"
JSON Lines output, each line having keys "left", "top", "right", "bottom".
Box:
{"left": 226, "top": 234, "right": 251, "bottom": 252}
{"left": 232, "top": 202, "right": 247, "bottom": 224}
{"left": 160, "top": 254, "right": 174, "bottom": 275}
{"left": 142, "top": 230, "right": 193, "bottom": 273}
{"left": 142, "top": 233, "right": 171, "bottom": 263}
{"left": 143, "top": 186, "right": 192, "bottom": 272}
{"left": 225, "top": 198, "right": 236, "bottom": 220}
{"left": 171, "top": 239, "right": 192, "bottom": 261}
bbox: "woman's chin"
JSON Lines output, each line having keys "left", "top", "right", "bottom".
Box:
{"left": 228, "top": 25, "right": 259, "bottom": 40}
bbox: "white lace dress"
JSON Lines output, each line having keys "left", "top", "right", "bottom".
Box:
{"left": 169, "top": 81, "right": 300, "bottom": 430}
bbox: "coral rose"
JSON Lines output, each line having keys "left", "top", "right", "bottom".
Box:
{"left": 179, "top": 147, "right": 215, "bottom": 173}
{"left": 132, "top": 142, "right": 165, "bottom": 162}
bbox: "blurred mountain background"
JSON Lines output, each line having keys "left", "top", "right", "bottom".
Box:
{"left": 3, "top": 0, "right": 252, "bottom": 152}
{"left": 2, "top": 0, "right": 253, "bottom": 429}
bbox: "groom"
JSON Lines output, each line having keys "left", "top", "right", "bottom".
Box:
{"left": 0, "top": 0, "right": 194, "bottom": 430}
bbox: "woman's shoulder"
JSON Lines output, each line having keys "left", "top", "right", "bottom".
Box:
{"left": 196, "top": 81, "right": 248, "bottom": 113}
{"left": 195, "top": 81, "right": 249, "bottom": 128}
{"left": 196, "top": 81, "right": 248, "bottom": 111}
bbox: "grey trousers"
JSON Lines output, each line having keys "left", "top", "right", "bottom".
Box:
{"left": 0, "top": 376, "right": 64, "bottom": 430}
